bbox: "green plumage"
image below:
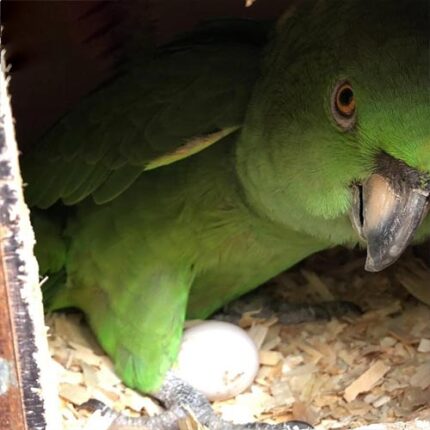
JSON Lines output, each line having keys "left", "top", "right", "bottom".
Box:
{"left": 23, "top": 0, "right": 430, "bottom": 393}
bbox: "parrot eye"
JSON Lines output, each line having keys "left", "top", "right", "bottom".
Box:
{"left": 331, "top": 81, "right": 356, "bottom": 130}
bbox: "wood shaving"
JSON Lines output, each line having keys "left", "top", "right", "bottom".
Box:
{"left": 47, "top": 248, "right": 430, "bottom": 429}
{"left": 344, "top": 361, "right": 391, "bottom": 403}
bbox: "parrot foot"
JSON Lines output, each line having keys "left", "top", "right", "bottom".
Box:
{"left": 82, "top": 372, "right": 313, "bottom": 430}
{"left": 214, "top": 290, "right": 362, "bottom": 325}
{"left": 275, "top": 300, "right": 362, "bottom": 325}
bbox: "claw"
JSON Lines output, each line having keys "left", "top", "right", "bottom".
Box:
{"left": 214, "top": 292, "right": 361, "bottom": 325}
{"left": 86, "top": 372, "right": 313, "bottom": 430}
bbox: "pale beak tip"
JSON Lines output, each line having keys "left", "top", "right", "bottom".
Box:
{"left": 365, "top": 255, "right": 389, "bottom": 272}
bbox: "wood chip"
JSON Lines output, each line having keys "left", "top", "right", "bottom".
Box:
{"left": 248, "top": 324, "right": 269, "bottom": 350}
{"left": 48, "top": 249, "right": 430, "bottom": 429}
{"left": 59, "top": 383, "right": 90, "bottom": 405}
{"left": 411, "top": 363, "right": 430, "bottom": 389}
{"left": 301, "top": 270, "right": 335, "bottom": 301}
{"left": 259, "top": 351, "right": 283, "bottom": 366}
{"left": 396, "top": 259, "right": 430, "bottom": 306}
{"left": 418, "top": 339, "right": 430, "bottom": 353}
{"left": 344, "top": 361, "right": 391, "bottom": 402}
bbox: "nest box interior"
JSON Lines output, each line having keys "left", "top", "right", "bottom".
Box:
{"left": 2, "top": 1, "right": 430, "bottom": 429}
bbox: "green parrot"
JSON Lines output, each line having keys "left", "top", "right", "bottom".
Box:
{"left": 20, "top": 0, "right": 430, "bottom": 428}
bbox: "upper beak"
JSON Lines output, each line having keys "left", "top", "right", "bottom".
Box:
{"left": 350, "top": 153, "right": 430, "bottom": 272}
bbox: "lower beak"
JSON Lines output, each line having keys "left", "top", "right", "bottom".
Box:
{"left": 350, "top": 155, "right": 430, "bottom": 272}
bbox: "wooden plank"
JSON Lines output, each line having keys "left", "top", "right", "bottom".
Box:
{"left": 0, "top": 28, "right": 62, "bottom": 429}
{"left": 0, "top": 226, "right": 26, "bottom": 429}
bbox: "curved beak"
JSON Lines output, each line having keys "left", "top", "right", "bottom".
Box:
{"left": 350, "top": 154, "right": 430, "bottom": 272}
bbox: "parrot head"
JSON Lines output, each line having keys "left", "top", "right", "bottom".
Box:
{"left": 237, "top": 0, "right": 430, "bottom": 271}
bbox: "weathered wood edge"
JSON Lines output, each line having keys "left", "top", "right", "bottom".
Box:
{"left": 0, "top": 25, "right": 61, "bottom": 430}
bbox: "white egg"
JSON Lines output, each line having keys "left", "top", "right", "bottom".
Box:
{"left": 175, "top": 320, "right": 259, "bottom": 401}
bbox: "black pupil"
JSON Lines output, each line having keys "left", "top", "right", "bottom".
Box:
{"left": 339, "top": 87, "right": 353, "bottom": 106}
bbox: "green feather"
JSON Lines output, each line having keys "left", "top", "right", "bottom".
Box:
{"left": 62, "top": 163, "right": 111, "bottom": 205}
{"left": 22, "top": 4, "right": 430, "bottom": 395}
{"left": 93, "top": 165, "right": 144, "bottom": 204}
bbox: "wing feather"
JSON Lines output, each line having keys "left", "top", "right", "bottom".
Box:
{"left": 22, "top": 21, "right": 265, "bottom": 208}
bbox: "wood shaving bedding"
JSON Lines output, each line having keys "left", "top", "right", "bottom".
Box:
{"left": 46, "top": 247, "right": 430, "bottom": 429}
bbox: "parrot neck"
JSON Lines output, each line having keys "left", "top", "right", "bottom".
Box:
{"left": 234, "top": 129, "right": 357, "bottom": 247}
